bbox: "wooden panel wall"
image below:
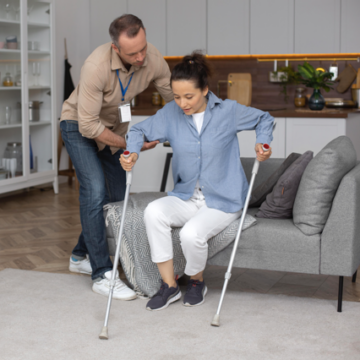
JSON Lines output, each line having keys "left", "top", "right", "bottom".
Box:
{"left": 136, "top": 59, "right": 358, "bottom": 110}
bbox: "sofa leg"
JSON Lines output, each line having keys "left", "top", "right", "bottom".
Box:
{"left": 337, "top": 276, "right": 344, "bottom": 313}
{"left": 352, "top": 270, "right": 357, "bottom": 283}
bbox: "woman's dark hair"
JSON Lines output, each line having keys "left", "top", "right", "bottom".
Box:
{"left": 109, "top": 14, "right": 145, "bottom": 48}
{"left": 170, "top": 51, "right": 213, "bottom": 91}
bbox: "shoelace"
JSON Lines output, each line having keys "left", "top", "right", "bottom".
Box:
{"left": 187, "top": 280, "right": 202, "bottom": 296}
{"left": 154, "top": 281, "right": 167, "bottom": 297}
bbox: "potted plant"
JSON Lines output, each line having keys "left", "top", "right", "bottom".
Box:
{"left": 297, "top": 62, "right": 334, "bottom": 110}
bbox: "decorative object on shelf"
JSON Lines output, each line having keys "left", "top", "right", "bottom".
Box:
{"left": 334, "top": 64, "right": 357, "bottom": 93}
{"left": 270, "top": 65, "right": 301, "bottom": 103}
{"left": 6, "top": 36, "right": 17, "bottom": 50}
{"left": 3, "top": 71, "right": 13, "bottom": 86}
{"left": 29, "top": 135, "right": 34, "bottom": 170}
{"left": 294, "top": 87, "right": 307, "bottom": 108}
{"left": 12, "top": 2, "right": 20, "bottom": 21}
{"left": 28, "top": 101, "right": 42, "bottom": 121}
{"left": 5, "top": 106, "right": 11, "bottom": 124}
{"left": 325, "top": 98, "right": 356, "bottom": 108}
{"left": 3, "top": 1, "right": 11, "bottom": 19}
{"left": 0, "top": 41, "right": 5, "bottom": 49}
{"left": 297, "top": 62, "right": 334, "bottom": 111}
{"left": 329, "top": 62, "right": 338, "bottom": 81}
{"left": 15, "top": 68, "right": 21, "bottom": 86}
{"left": 33, "top": 41, "right": 40, "bottom": 51}
{"left": 152, "top": 92, "right": 161, "bottom": 106}
{"left": 352, "top": 88, "right": 360, "bottom": 108}
{"left": 3, "top": 142, "right": 22, "bottom": 175}
{"left": 32, "top": 62, "right": 41, "bottom": 86}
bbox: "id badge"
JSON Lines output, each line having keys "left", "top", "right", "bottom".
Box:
{"left": 118, "top": 102, "right": 132, "bottom": 123}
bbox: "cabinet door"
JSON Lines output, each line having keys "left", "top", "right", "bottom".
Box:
{"left": 340, "top": 0, "right": 360, "bottom": 53}
{"left": 129, "top": 116, "right": 174, "bottom": 193}
{"left": 294, "top": 0, "right": 340, "bottom": 54}
{"left": 250, "top": 0, "right": 294, "bottom": 54}
{"left": 128, "top": 0, "right": 166, "bottom": 55}
{"left": 208, "top": 0, "right": 250, "bottom": 55}
{"left": 237, "top": 118, "right": 286, "bottom": 158}
{"left": 286, "top": 118, "right": 346, "bottom": 156}
{"left": 89, "top": 0, "right": 127, "bottom": 52}
{"left": 167, "top": 0, "right": 206, "bottom": 56}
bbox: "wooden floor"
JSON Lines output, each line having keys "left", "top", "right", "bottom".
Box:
{"left": 0, "top": 183, "right": 359, "bottom": 303}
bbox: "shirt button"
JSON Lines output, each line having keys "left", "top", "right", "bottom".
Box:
{"left": 198, "top": 141, "right": 200, "bottom": 144}
{"left": 198, "top": 157, "right": 200, "bottom": 159}
{"left": 202, "top": 186, "right": 204, "bottom": 189}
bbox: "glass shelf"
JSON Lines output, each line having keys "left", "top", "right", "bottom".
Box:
{"left": 0, "top": 87, "right": 22, "bottom": 91}
{"left": 0, "top": 49, "right": 21, "bottom": 54}
{"left": 28, "top": 22, "right": 50, "bottom": 29}
{"left": 0, "top": 19, "right": 20, "bottom": 26}
{"left": 0, "top": 121, "right": 52, "bottom": 130}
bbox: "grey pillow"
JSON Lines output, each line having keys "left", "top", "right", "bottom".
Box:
{"left": 293, "top": 136, "right": 357, "bottom": 236}
{"left": 249, "top": 152, "right": 301, "bottom": 208}
{"left": 256, "top": 151, "right": 313, "bottom": 219}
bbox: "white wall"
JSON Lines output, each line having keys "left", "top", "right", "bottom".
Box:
{"left": 54, "top": 0, "right": 91, "bottom": 175}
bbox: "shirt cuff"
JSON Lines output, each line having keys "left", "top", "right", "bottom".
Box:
{"left": 256, "top": 134, "right": 273, "bottom": 146}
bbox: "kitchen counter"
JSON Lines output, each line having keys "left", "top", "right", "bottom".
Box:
{"left": 131, "top": 105, "right": 360, "bottom": 118}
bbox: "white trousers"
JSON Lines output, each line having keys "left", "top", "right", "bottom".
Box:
{"left": 144, "top": 193, "right": 242, "bottom": 276}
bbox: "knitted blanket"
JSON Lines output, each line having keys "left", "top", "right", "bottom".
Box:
{"left": 105, "top": 192, "right": 256, "bottom": 297}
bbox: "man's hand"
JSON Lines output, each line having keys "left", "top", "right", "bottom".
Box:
{"left": 120, "top": 153, "right": 138, "bottom": 171}
{"left": 255, "top": 143, "right": 272, "bottom": 162}
{"left": 141, "top": 140, "right": 159, "bottom": 151}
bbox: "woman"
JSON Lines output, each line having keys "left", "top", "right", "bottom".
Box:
{"left": 121, "top": 52, "right": 274, "bottom": 311}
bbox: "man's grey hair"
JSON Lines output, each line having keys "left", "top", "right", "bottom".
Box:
{"left": 109, "top": 14, "right": 145, "bottom": 49}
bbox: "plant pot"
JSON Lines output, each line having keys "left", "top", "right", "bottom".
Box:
{"left": 309, "top": 89, "right": 325, "bottom": 110}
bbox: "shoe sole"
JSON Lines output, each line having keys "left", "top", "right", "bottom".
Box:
{"left": 146, "top": 290, "right": 182, "bottom": 311}
{"left": 69, "top": 265, "right": 92, "bottom": 275}
{"left": 183, "top": 286, "right": 208, "bottom": 307}
{"left": 92, "top": 286, "right": 137, "bottom": 301}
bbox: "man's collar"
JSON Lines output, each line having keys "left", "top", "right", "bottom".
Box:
{"left": 111, "top": 45, "right": 148, "bottom": 72}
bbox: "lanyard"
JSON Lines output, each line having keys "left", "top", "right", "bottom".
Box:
{"left": 116, "top": 69, "right": 134, "bottom": 101}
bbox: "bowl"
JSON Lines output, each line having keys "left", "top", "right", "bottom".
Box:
{"left": 6, "top": 42, "right": 18, "bottom": 50}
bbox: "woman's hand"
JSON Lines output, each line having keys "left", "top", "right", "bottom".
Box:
{"left": 255, "top": 143, "right": 272, "bottom": 162}
{"left": 141, "top": 140, "right": 159, "bottom": 151}
{"left": 120, "top": 152, "right": 138, "bottom": 171}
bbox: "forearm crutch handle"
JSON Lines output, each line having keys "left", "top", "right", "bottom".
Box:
{"left": 211, "top": 144, "right": 270, "bottom": 327}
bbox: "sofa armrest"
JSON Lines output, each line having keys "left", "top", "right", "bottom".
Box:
{"left": 321, "top": 163, "right": 360, "bottom": 276}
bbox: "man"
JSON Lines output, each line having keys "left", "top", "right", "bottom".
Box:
{"left": 60, "top": 14, "right": 173, "bottom": 300}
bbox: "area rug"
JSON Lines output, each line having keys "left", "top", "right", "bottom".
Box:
{"left": 0, "top": 269, "right": 359, "bottom": 360}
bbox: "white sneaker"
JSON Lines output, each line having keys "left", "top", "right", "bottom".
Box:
{"left": 69, "top": 255, "right": 92, "bottom": 275}
{"left": 92, "top": 270, "right": 137, "bottom": 301}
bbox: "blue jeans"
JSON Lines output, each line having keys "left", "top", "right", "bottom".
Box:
{"left": 60, "top": 120, "right": 126, "bottom": 280}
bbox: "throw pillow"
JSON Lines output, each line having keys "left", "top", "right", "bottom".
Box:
{"left": 249, "top": 152, "right": 301, "bottom": 208}
{"left": 256, "top": 151, "right": 313, "bottom": 219}
{"left": 293, "top": 136, "right": 357, "bottom": 236}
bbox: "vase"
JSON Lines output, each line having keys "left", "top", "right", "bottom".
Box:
{"left": 309, "top": 89, "right": 325, "bottom": 110}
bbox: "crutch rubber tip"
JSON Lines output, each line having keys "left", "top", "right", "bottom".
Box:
{"left": 99, "top": 326, "right": 109, "bottom": 340}
{"left": 211, "top": 314, "right": 220, "bottom": 327}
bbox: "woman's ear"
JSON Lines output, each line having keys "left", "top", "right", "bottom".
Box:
{"left": 203, "top": 86, "right": 209, "bottom": 97}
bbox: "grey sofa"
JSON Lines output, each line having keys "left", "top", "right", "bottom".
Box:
{"left": 106, "top": 139, "right": 360, "bottom": 312}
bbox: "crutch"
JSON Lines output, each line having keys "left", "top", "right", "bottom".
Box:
{"left": 99, "top": 150, "right": 133, "bottom": 340}
{"left": 211, "top": 143, "right": 270, "bottom": 327}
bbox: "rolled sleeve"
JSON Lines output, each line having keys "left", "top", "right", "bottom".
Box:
{"left": 153, "top": 58, "right": 173, "bottom": 103}
{"left": 234, "top": 103, "right": 274, "bottom": 146}
{"left": 77, "top": 62, "right": 106, "bottom": 139}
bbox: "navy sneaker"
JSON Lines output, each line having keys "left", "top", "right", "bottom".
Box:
{"left": 183, "top": 279, "right": 207, "bottom": 307}
{"left": 146, "top": 280, "right": 181, "bottom": 311}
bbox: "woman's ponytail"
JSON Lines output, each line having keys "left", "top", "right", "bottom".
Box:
{"left": 171, "top": 51, "right": 213, "bottom": 90}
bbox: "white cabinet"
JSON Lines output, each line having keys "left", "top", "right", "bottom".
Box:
{"left": 207, "top": 0, "right": 250, "bottom": 55}
{"left": 237, "top": 118, "right": 286, "bottom": 158}
{"left": 0, "top": 0, "right": 57, "bottom": 195}
{"left": 128, "top": 0, "right": 166, "bottom": 55}
{"left": 286, "top": 118, "right": 346, "bottom": 156}
{"left": 166, "top": 0, "right": 206, "bottom": 56}
{"left": 250, "top": 0, "right": 294, "bottom": 54}
{"left": 89, "top": 0, "right": 127, "bottom": 52}
{"left": 129, "top": 116, "right": 174, "bottom": 193}
{"left": 294, "top": 0, "right": 340, "bottom": 54}
{"left": 340, "top": 0, "right": 360, "bottom": 53}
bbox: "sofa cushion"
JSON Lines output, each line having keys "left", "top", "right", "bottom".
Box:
{"left": 256, "top": 151, "right": 313, "bottom": 219}
{"left": 293, "top": 136, "right": 357, "bottom": 236}
{"left": 249, "top": 152, "right": 301, "bottom": 208}
{"left": 208, "top": 208, "right": 321, "bottom": 275}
